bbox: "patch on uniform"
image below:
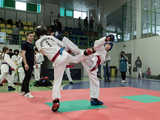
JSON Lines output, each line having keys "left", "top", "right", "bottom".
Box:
{"left": 45, "top": 99, "right": 106, "bottom": 112}
{"left": 122, "top": 94, "right": 160, "bottom": 103}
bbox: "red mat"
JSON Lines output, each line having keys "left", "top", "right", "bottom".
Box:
{"left": 0, "top": 87, "right": 160, "bottom": 120}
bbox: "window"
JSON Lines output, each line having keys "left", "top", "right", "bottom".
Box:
{"left": 37, "top": 4, "right": 41, "bottom": 13}
{"left": 81, "top": 11, "right": 87, "bottom": 19}
{"left": 0, "top": 32, "right": 6, "bottom": 43}
{"left": 60, "top": 7, "right": 65, "bottom": 16}
{"left": 4, "top": 0, "right": 15, "bottom": 8}
{"left": 74, "top": 11, "right": 81, "bottom": 18}
{"left": 74, "top": 10, "right": 87, "bottom": 19}
{"left": 66, "top": 10, "right": 73, "bottom": 17}
{"left": 0, "top": 0, "right": 4, "bottom": 8}
{"left": 27, "top": 3, "right": 37, "bottom": 12}
{"left": 16, "top": 1, "right": 26, "bottom": 11}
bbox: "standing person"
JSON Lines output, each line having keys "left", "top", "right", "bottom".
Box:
{"left": 103, "top": 54, "right": 111, "bottom": 82}
{"left": 8, "top": 49, "right": 14, "bottom": 58}
{"left": 16, "top": 51, "right": 25, "bottom": 83}
{"left": 97, "top": 65, "right": 102, "bottom": 79}
{"left": 135, "top": 56, "right": 142, "bottom": 79}
{"left": 12, "top": 50, "right": 25, "bottom": 84}
{"left": 35, "top": 26, "right": 85, "bottom": 112}
{"left": 34, "top": 48, "right": 44, "bottom": 81}
{"left": 11, "top": 49, "right": 21, "bottom": 84}
{"left": 78, "top": 17, "right": 81, "bottom": 30}
{"left": 0, "top": 47, "right": 17, "bottom": 91}
{"left": 65, "top": 67, "right": 73, "bottom": 84}
{"left": 89, "top": 16, "right": 94, "bottom": 31}
{"left": 62, "top": 35, "right": 114, "bottom": 107}
{"left": 21, "top": 31, "right": 35, "bottom": 98}
{"left": 119, "top": 51, "right": 128, "bottom": 83}
{"left": 84, "top": 17, "right": 88, "bottom": 31}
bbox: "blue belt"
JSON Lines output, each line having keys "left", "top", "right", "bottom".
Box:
{"left": 59, "top": 47, "right": 65, "bottom": 55}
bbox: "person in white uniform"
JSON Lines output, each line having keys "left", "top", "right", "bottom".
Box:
{"left": 11, "top": 50, "right": 25, "bottom": 84}
{"left": 62, "top": 34, "right": 114, "bottom": 106}
{"left": 34, "top": 48, "right": 44, "bottom": 81}
{"left": 35, "top": 26, "right": 84, "bottom": 112}
{"left": 0, "top": 47, "right": 17, "bottom": 91}
{"left": 12, "top": 50, "right": 25, "bottom": 84}
{"left": 65, "top": 67, "right": 73, "bottom": 84}
{"left": 47, "top": 25, "right": 114, "bottom": 109}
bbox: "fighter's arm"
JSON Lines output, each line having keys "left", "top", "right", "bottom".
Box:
{"left": 93, "top": 37, "right": 106, "bottom": 51}
{"left": 84, "top": 36, "right": 113, "bottom": 56}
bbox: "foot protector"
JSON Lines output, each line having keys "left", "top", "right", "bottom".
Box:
{"left": 51, "top": 98, "right": 60, "bottom": 112}
{"left": 84, "top": 48, "right": 96, "bottom": 56}
{"left": 90, "top": 98, "right": 104, "bottom": 106}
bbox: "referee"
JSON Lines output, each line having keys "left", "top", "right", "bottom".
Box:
{"left": 21, "top": 31, "right": 35, "bottom": 98}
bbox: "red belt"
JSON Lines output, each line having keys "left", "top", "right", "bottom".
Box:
{"left": 90, "top": 55, "right": 101, "bottom": 72}
{"left": 51, "top": 50, "right": 60, "bottom": 63}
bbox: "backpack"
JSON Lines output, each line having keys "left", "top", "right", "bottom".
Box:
{"left": 34, "top": 77, "right": 52, "bottom": 87}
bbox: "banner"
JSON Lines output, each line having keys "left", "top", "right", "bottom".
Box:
{"left": 0, "top": 32, "right": 6, "bottom": 43}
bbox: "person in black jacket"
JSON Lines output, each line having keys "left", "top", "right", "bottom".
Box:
{"left": 21, "top": 31, "right": 35, "bottom": 98}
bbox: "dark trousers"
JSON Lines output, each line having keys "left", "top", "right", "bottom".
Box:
{"left": 121, "top": 72, "right": 126, "bottom": 80}
{"left": 97, "top": 65, "right": 101, "bottom": 77}
{"left": 103, "top": 64, "right": 110, "bottom": 81}
{"left": 21, "top": 66, "right": 33, "bottom": 93}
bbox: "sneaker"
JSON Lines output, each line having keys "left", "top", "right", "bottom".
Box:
{"left": 24, "top": 92, "right": 34, "bottom": 98}
{"left": 97, "top": 75, "right": 102, "bottom": 79}
{"left": 51, "top": 98, "right": 60, "bottom": 112}
{"left": 90, "top": 98, "right": 104, "bottom": 106}
{"left": 8, "top": 86, "right": 16, "bottom": 91}
{"left": 121, "top": 80, "right": 127, "bottom": 83}
{"left": 69, "top": 81, "right": 73, "bottom": 85}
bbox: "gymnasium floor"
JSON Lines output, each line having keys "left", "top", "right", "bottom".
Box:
{"left": 0, "top": 77, "right": 160, "bottom": 120}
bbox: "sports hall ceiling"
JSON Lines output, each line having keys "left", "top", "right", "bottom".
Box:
{"left": 19, "top": 0, "right": 127, "bottom": 15}
{"left": 46, "top": 0, "right": 127, "bottom": 14}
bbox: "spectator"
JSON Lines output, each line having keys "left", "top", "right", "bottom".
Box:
{"left": 89, "top": 16, "right": 94, "bottom": 31}
{"left": 97, "top": 65, "right": 102, "bottom": 79}
{"left": 55, "top": 19, "right": 62, "bottom": 32}
{"left": 8, "top": 49, "right": 14, "bottom": 58}
{"left": 12, "top": 24, "right": 20, "bottom": 44}
{"left": 34, "top": 48, "right": 44, "bottom": 81}
{"left": 146, "top": 67, "right": 151, "bottom": 78}
{"left": 84, "top": 17, "right": 88, "bottom": 31}
{"left": 21, "top": 31, "right": 35, "bottom": 98}
{"left": 0, "top": 46, "right": 17, "bottom": 91}
{"left": 16, "top": 20, "right": 24, "bottom": 30}
{"left": 103, "top": 54, "right": 111, "bottom": 82}
{"left": 78, "top": 17, "right": 81, "bottom": 30}
{"left": 97, "top": 23, "right": 103, "bottom": 37}
{"left": 119, "top": 51, "right": 128, "bottom": 83}
{"left": 135, "top": 56, "right": 142, "bottom": 79}
{"left": 7, "top": 19, "right": 13, "bottom": 26}
{"left": 0, "top": 18, "right": 5, "bottom": 24}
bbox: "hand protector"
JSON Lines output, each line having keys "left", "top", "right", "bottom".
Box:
{"left": 84, "top": 48, "right": 96, "bottom": 56}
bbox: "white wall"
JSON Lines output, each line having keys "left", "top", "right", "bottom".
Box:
{"left": 111, "top": 36, "right": 160, "bottom": 76}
